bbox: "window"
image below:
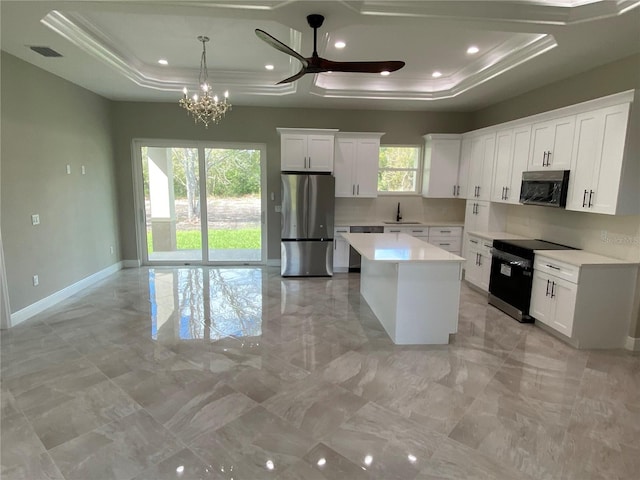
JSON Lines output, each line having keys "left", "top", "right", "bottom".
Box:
{"left": 377, "top": 146, "right": 421, "bottom": 193}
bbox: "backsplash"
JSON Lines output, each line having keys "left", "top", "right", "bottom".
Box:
{"left": 335, "top": 196, "right": 466, "bottom": 224}
{"left": 505, "top": 205, "right": 640, "bottom": 262}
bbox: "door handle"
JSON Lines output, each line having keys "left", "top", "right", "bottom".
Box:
{"left": 550, "top": 281, "right": 556, "bottom": 298}
{"left": 352, "top": 185, "right": 355, "bottom": 195}
{"left": 588, "top": 190, "right": 594, "bottom": 208}
{"left": 357, "top": 184, "right": 360, "bottom": 195}
{"left": 334, "top": 239, "right": 337, "bottom": 250}
{"left": 546, "top": 264, "right": 560, "bottom": 270}
{"left": 546, "top": 151, "right": 551, "bottom": 166}
{"left": 542, "top": 152, "right": 546, "bottom": 166}
{"left": 504, "top": 187, "right": 509, "bottom": 199}
{"left": 453, "top": 185, "right": 456, "bottom": 196}
{"left": 308, "top": 157, "right": 311, "bottom": 168}
{"left": 475, "top": 253, "right": 480, "bottom": 265}
{"left": 478, "top": 254, "right": 482, "bottom": 266}
{"left": 546, "top": 279, "right": 550, "bottom": 296}
{"left": 582, "top": 189, "right": 588, "bottom": 208}
{"left": 457, "top": 185, "right": 460, "bottom": 196}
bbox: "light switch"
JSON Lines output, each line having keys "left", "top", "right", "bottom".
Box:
{"left": 66, "top": 164, "right": 71, "bottom": 174}
{"left": 275, "top": 205, "right": 282, "bottom": 212}
{"left": 81, "top": 165, "right": 86, "bottom": 175}
{"left": 31, "top": 214, "right": 40, "bottom": 225}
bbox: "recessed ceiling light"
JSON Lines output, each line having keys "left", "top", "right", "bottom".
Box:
{"left": 265, "top": 64, "right": 274, "bottom": 70}
{"left": 158, "top": 59, "right": 168, "bottom": 65}
{"left": 380, "top": 70, "right": 390, "bottom": 76}
{"left": 432, "top": 71, "right": 442, "bottom": 78}
{"left": 467, "top": 45, "right": 479, "bottom": 55}
{"left": 335, "top": 41, "right": 346, "bottom": 49}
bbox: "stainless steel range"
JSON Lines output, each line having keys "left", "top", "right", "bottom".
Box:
{"left": 488, "top": 239, "right": 576, "bottom": 322}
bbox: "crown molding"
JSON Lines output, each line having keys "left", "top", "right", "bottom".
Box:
{"left": 41, "top": 10, "right": 299, "bottom": 96}
{"left": 310, "top": 34, "right": 557, "bottom": 101}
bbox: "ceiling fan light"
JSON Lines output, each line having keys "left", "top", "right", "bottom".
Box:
{"left": 265, "top": 64, "right": 274, "bottom": 70}
{"left": 335, "top": 41, "right": 346, "bottom": 49}
{"left": 158, "top": 59, "right": 168, "bottom": 65}
{"left": 467, "top": 45, "right": 480, "bottom": 54}
{"left": 432, "top": 71, "right": 442, "bottom": 78}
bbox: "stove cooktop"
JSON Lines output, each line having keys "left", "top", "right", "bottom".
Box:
{"left": 492, "top": 239, "right": 577, "bottom": 260}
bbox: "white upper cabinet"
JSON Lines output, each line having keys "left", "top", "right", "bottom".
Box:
{"left": 466, "top": 133, "right": 495, "bottom": 201}
{"left": 491, "top": 125, "right": 531, "bottom": 204}
{"left": 528, "top": 115, "right": 575, "bottom": 170}
{"left": 278, "top": 128, "right": 338, "bottom": 172}
{"left": 421, "top": 134, "right": 463, "bottom": 198}
{"left": 566, "top": 103, "right": 634, "bottom": 214}
{"left": 334, "top": 133, "right": 383, "bottom": 198}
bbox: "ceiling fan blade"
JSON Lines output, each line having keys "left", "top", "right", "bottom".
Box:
{"left": 318, "top": 59, "right": 406, "bottom": 74}
{"left": 255, "top": 29, "right": 309, "bottom": 68}
{"left": 276, "top": 68, "right": 309, "bottom": 84}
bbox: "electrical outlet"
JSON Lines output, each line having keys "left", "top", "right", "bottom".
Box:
{"left": 31, "top": 214, "right": 40, "bottom": 225}
{"left": 275, "top": 205, "right": 282, "bottom": 212}
{"left": 110, "top": 246, "right": 114, "bottom": 255}
{"left": 33, "top": 275, "right": 39, "bottom": 286}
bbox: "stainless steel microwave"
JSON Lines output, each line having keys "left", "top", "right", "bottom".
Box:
{"left": 520, "top": 170, "right": 570, "bottom": 207}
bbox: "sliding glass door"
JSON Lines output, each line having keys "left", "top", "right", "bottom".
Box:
{"left": 135, "top": 141, "right": 265, "bottom": 264}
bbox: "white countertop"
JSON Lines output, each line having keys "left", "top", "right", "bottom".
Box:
{"left": 336, "top": 221, "right": 464, "bottom": 228}
{"left": 342, "top": 233, "right": 465, "bottom": 263}
{"left": 534, "top": 249, "right": 639, "bottom": 267}
{"left": 467, "top": 231, "right": 529, "bottom": 241}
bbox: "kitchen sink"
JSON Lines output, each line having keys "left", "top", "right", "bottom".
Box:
{"left": 383, "top": 221, "right": 422, "bottom": 225}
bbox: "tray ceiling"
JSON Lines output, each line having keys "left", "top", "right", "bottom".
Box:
{"left": 1, "top": 0, "right": 639, "bottom": 111}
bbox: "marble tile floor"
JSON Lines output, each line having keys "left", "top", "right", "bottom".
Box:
{"left": 1, "top": 266, "right": 639, "bottom": 480}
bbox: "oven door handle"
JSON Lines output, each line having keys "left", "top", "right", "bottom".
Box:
{"left": 490, "top": 248, "right": 532, "bottom": 269}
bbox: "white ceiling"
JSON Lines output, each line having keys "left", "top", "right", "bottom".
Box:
{"left": 1, "top": 0, "right": 639, "bottom": 111}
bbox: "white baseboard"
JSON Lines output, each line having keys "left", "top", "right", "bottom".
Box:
{"left": 10, "top": 262, "right": 123, "bottom": 327}
{"left": 625, "top": 336, "right": 640, "bottom": 351}
{"left": 267, "top": 259, "right": 281, "bottom": 267}
{"left": 123, "top": 259, "right": 141, "bottom": 268}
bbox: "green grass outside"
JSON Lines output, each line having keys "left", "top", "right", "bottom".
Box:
{"left": 147, "top": 229, "right": 260, "bottom": 253}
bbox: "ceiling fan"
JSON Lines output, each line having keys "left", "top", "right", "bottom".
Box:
{"left": 255, "top": 14, "right": 405, "bottom": 84}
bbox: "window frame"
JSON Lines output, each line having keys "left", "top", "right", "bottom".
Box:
{"left": 377, "top": 144, "right": 423, "bottom": 195}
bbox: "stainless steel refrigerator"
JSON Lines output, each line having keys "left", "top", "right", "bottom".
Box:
{"left": 281, "top": 173, "right": 335, "bottom": 276}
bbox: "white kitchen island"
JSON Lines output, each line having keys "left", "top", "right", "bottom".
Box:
{"left": 342, "top": 232, "right": 465, "bottom": 345}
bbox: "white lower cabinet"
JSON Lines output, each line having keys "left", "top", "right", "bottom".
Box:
{"left": 530, "top": 271, "right": 577, "bottom": 338}
{"left": 384, "top": 226, "right": 429, "bottom": 242}
{"left": 333, "top": 227, "right": 350, "bottom": 272}
{"left": 465, "top": 235, "right": 492, "bottom": 291}
{"left": 428, "top": 226, "right": 463, "bottom": 255}
{"left": 530, "top": 254, "right": 638, "bottom": 348}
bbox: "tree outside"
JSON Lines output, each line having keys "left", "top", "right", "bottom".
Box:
{"left": 142, "top": 147, "right": 262, "bottom": 253}
{"left": 378, "top": 146, "right": 420, "bottom": 192}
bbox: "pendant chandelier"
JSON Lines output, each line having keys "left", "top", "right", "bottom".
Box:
{"left": 179, "top": 36, "right": 231, "bottom": 128}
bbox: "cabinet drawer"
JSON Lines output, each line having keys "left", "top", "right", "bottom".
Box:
{"left": 428, "top": 226, "right": 462, "bottom": 238}
{"left": 405, "top": 227, "right": 428, "bottom": 236}
{"left": 334, "top": 227, "right": 349, "bottom": 238}
{"left": 534, "top": 255, "right": 579, "bottom": 283}
{"left": 429, "top": 237, "right": 462, "bottom": 252}
{"left": 384, "top": 226, "right": 404, "bottom": 234}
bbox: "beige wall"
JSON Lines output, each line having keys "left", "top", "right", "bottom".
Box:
{"left": 473, "top": 53, "right": 640, "bottom": 339}
{"left": 472, "top": 53, "right": 640, "bottom": 129}
{"left": 1, "top": 52, "right": 120, "bottom": 313}
{"left": 111, "top": 103, "right": 472, "bottom": 262}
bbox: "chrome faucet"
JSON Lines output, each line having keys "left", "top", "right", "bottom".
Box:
{"left": 396, "top": 202, "right": 402, "bottom": 222}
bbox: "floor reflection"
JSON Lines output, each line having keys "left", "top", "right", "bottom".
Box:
{"left": 149, "top": 268, "right": 263, "bottom": 341}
